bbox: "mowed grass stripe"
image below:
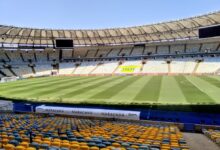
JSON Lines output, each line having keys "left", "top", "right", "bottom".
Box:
{"left": 212, "top": 76, "right": 220, "bottom": 81}
{"left": 91, "top": 76, "right": 140, "bottom": 99}
{"left": 174, "top": 76, "right": 214, "bottom": 104}
{"left": 0, "top": 77, "right": 63, "bottom": 91}
{"left": 0, "top": 77, "right": 76, "bottom": 95}
{"left": 73, "top": 76, "right": 139, "bottom": 102}
{"left": 0, "top": 77, "right": 69, "bottom": 95}
{"left": 0, "top": 77, "right": 86, "bottom": 96}
{"left": 27, "top": 76, "right": 105, "bottom": 98}
{"left": 158, "top": 76, "right": 187, "bottom": 104}
{"left": 0, "top": 77, "right": 72, "bottom": 92}
{"left": 13, "top": 76, "right": 94, "bottom": 97}
{"left": 1, "top": 75, "right": 220, "bottom": 105}
{"left": 61, "top": 76, "right": 125, "bottom": 100}
{"left": 62, "top": 76, "right": 123, "bottom": 99}
{"left": 134, "top": 76, "right": 162, "bottom": 102}
{"left": 0, "top": 76, "right": 55, "bottom": 86}
{"left": 108, "top": 76, "right": 146, "bottom": 103}
{"left": 186, "top": 76, "right": 220, "bottom": 103}
{"left": 45, "top": 77, "right": 113, "bottom": 99}
{"left": 198, "top": 76, "right": 220, "bottom": 88}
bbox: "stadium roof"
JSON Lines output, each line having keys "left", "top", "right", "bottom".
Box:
{"left": 0, "top": 11, "right": 220, "bottom": 46}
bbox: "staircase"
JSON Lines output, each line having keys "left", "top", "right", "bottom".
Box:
{"left": 34, "top": 53, "right": 37, "bottom": 62}
{"left": 31, "top": 66, "right": 36, "bottom": 74}
{"left": 192, "top": 62, "right": 200, "bottom": 74}
{"left": 112, "top": 61, "right": 124, "bottom": 75}
{"left": 183, "top": 133, "right": 220, "bottom": 150}
{"left": 0, "top": 70, "right": 6, "bottom": 77}
{"left": 215, "top": 68, "right": 220, "bottom": 75}
{"left": 140, "top": 60, "right": 146, "bottom": 72}
{"left": 4, "top": 52, "right": 11, "bottom": 61}
{"left": 89, "top": 63, "right": 101, "bottom": 74}
{"left": 72, "top": 63, "right": 81, "bottom": 74}
{"left": 168, "top": 63, "right": 171, "bottom": 74}
{"left": 20, "top": 53, "right": 25, "bottom": 62}
{"left": 9, "top": 68, "right": 17, "bottom": 76}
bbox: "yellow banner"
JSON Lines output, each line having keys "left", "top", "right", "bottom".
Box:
{"left": 120, "top": 65, "right": 141, "bottom": 73}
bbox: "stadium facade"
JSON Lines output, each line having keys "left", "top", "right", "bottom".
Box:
{"left": 1, "top": 11, "right": 220, "bottom": 131}
{"left": 0, "top": 11, "right": 220, "bottom": 78}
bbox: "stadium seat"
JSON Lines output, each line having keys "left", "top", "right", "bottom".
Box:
{"left": 0, "top": 113, "right": 190, "bottom": 150}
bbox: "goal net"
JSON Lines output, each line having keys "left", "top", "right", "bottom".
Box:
{"left": 0, "top": 76, "right": 19, "bottom": 83}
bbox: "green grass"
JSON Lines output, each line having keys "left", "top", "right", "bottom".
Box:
{"left": 134, "top": 76, "right": 162, "bottom": 102}
{"left": 0, "top": 75, "right": 220, "bottom": 105}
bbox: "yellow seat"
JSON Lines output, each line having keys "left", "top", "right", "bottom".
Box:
{"left": 62, "top": 140, "right": 69, "bottom": 143}
{"left": 15, "top": 145, "right": 26, "bottom": 150}
{"left": 71, "top": 141, "right": 79, "bottom": 145}
{"left": 51, "top": 142, "right": 60, "bottom": 147}
{"left": 8, "top": 136, "right": 15, "bottom": 140}
{"left": 4, "top": 144, "right": 15, "bottom": 150}
{"left": 1, "top": 135, "right": 8, "bottom": 139}
{"left": 61, "top": 143, "right": 70, "bottom": 148}
{"left": 90, "top": 147, "right": 99, "bottom": 150}
{"left": 2, "top": 138, "right": 9, "bottom": 145}
{"left": 80, "top": 145, "right": 89, "bottom": 150}
{"left": 42, "top": 141, "right": 51, "bottom": 146}
{"left": 26, "top": 147, "right": 36, "bottom": 150}
{"left": 70, "top": 144, "right": 80, "bottom": 150}
{"left": 20, "top": 142, "right": 29, "bottom": 148}
{"left": 79, "top": 142, "right": 88, "bottom": 146}
{"left": 33, "top": 139, "right": 42, "bottom": 144}
{"left": 106, "top": 146, "right": 115, "bottom": 149}
{"left": 131, "top": 145, "right": 139, "bottom": 149}
{"left": 112, "top": 142, "right": 120, "bottom": 148}
{"left": 53, "top": 138, "right": 61, "bottom": 142}
{"left": 43, "top": 138, "right": 51, "bottom": 142}
{"left": 22, "top": 137, "right": 30, "bottom": 142}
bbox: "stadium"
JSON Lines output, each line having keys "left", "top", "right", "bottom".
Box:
{"left": 1, "top": 1, "right": 220, "bottom": 150}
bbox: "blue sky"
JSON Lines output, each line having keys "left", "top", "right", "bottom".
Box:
{"left": 0, "top": 0, "right": 220, "bottom": 29}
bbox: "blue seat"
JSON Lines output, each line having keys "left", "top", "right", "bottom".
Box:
{"left": 69, "top": 137, "right": 77, "bottom": 141}
{"left": 8, "top": 140, "right": 19, "bottom": 146}
{"left": 60, "top": 147, "right": 69, "bottom": 150}
{"left": 103, "top": 141, "right": 111, "bottom": 146}
{"left": 139, "top": 145, "right": 150, "bottom": 150}
{"left": 14, "top": 137, "right": 22, "bottom": 142}
{"left": 49, "top": 146, "right": 60, "bottom": 150}
{"left": 30, "top": 142, "right": 40, "bottom": 149}
{"left": 108, "top": 139, "right": 115, "bottom": 143}
{"left": 121, "top": 142, "right": 130, "bottom": 147}
{"left": 41, "top": 143, "right": 49, "bottom": 149}
{"left": 77, "top": 139, "right": 85, "bottom": 142}
{"left": 127, "top": 148, "right": 136, "bottom": 150}
{"left": 171, "top": 148, "right": 181, "bottom": 150}
{"left": 88, "top": 142, "right": 96, "bottom": 147}
{"left": 97, "top": 143, "right": 106, "bottom": 148}
{"left": 150, "top": 148, "right": 160, "bottom": 150}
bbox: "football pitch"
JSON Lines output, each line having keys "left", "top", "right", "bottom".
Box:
{"left": 0, "top": 75, "right": 220, "bottom": 105}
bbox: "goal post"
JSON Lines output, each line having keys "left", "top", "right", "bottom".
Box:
{"left": 0, "top": 76, "right": 19, "bottom": 83}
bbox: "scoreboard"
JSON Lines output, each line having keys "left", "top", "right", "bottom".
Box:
{"left": 55, "top": 39, "right": 73, "bottom": 48}
{"left": 199, "top": 25, "right": 220, "bottom": 38}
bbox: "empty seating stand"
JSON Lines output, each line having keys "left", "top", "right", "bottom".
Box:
{"left": 2, "top": 48, "right": 220, "bottom": 78}
{"left": 0, "top": 113, "right": 189, "bottom": 150}
{"left": 203, "top": 128, "right": 220, "bottom": 146}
